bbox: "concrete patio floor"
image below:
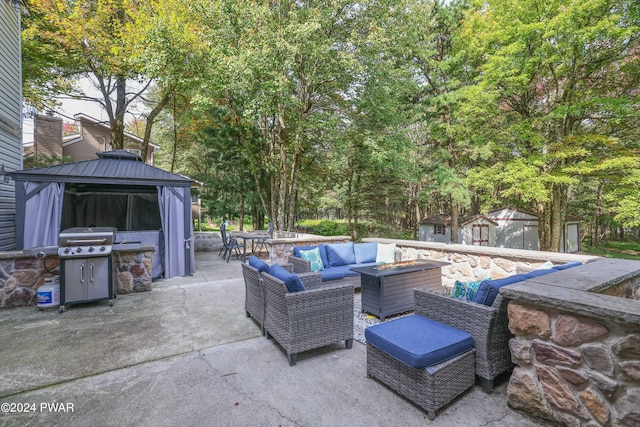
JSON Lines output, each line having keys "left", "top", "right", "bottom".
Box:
{"left": 0, "top": 253, "right": 546, "bottom": 426}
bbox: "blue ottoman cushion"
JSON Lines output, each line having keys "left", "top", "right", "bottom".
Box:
{"left": 365, "top": 315, "right": 474, "bottom": 369}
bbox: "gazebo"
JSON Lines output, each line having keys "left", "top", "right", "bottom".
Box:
{"left": 9, "top": 150, "right": 195, "bottom": 278}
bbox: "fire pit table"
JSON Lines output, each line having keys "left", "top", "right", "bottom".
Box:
{"left": 350, "top": 260, "right": 449, "bottom": 320}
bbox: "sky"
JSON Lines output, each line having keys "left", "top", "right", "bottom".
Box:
{"left": 23, "top": 78, "right": 141, "bottom": 144}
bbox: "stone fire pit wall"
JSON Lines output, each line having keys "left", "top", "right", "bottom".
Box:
{"left": 499, "top": 258, "right": 640, "bottom": 426}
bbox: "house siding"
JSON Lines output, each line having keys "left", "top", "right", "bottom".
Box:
{"left": 0, "top": 1, "right": 23, "bottom": 250}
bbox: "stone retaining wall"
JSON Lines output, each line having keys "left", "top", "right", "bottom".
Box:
{"left": 506, "top": 302, "right": 640, "bottom": 426}
{"left": 500, "top": 259, "right": 640, "bottom": 426}
{"left": 362, "top": 238, "right": 599, "bottom": 290}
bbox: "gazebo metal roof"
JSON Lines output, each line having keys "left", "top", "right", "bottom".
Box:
{"left": 9, "top": 150, "right": 193, "bottom": 187}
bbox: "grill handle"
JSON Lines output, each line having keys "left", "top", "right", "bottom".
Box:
{"left": 64, "top": 238, "right": 108, "bottom": 245}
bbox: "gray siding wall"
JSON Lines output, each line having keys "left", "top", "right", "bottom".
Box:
{"left": 0, "top": 1, "right": 23, "bottom": 250}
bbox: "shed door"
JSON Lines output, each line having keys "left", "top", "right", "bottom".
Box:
{"left": 472, "top": 224, "right": 489, "bottom": 246}
{"left": 523, "top": 225, "right": 539, "bottom": 250}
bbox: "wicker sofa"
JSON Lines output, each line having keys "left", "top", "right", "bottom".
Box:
{"left": 289, "top": 241, "right": 400, "bottom": 289}
{"left": 418, "top": 260, "right": 583, "bottom": 392}
{"left": 415, "top": 288, "right": 513, "bottom": 393}
{"left": 261, "top": 267, "right": 354, "bottom": 366}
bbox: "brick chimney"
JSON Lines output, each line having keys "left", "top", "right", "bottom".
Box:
{"left": 34, "top": 113, "right": 63, "bottom": 157}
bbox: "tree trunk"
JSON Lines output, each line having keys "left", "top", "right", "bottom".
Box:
{"left": 537, "top": 183, "right": 567, "bottom": 252}
{"left": 450, "top": 200, "right": 459, "bottom": 244}
{"left": 277, "top": 113, "right": 291, "bottom": 231}
{"left": 111, "top": 75, "right": 127, "bottom": 150}
{"left": 141, "top": 91, "right": 171, "bottom": 162}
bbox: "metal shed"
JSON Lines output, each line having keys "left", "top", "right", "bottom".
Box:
{"left": 9, "top": 150, "right": 195, "bottom": 278}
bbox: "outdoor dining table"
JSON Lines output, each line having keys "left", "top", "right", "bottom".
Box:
{"left": 230, "top": 231, "right": 270, "bottom": 262}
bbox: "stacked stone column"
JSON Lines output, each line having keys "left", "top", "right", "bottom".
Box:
{"left": 506, "top": 302, "right": 640, "bottom": 426}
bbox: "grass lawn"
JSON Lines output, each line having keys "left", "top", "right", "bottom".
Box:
{"left": 581, "top": 240, "right": 640, "bottom": 261}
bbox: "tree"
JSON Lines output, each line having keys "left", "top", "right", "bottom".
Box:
{"left": 463, "top": 0, "right": 640, "bottom": 251}
{"left": 22, "top": 0, "right": 196, "bottom": 154}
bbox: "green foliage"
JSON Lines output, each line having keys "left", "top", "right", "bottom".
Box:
{"left": 22, "top": 0, "right": 640, "bottom": 246}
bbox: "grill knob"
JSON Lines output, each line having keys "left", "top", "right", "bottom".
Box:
{"left": 63, "top": 247, "right": 70, "bottom": 254}
{"left": 88, "top": 247, "right": 95, "bottom": 252}
{"left": 100, "top": 246, "right": 106, "bottom": 252}
{"left": 76, "top": 247, "right": 82, "bottom": 253}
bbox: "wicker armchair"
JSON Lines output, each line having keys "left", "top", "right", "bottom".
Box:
{"left": 262, "top": 271, "right": 354, "bottom": 366}
{"left": 241, "top": 262, "right": 266, "bottom": 335}
{"left": 413, "top": 288, "right": 514, "bottom": 393}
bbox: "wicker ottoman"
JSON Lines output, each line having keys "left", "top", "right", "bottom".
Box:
{"left": 365, "top": 315, "right": 476, "bottom": 420}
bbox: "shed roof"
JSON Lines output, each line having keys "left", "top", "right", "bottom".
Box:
{"left": 8, "top": 150, "right": 193, "bottom": 187}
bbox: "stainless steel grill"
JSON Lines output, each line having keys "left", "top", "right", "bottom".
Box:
{"left": 58, "top": 227, "right": 116, "bottom": 313}
{"left": 58, "top": 227, "right": 116, "bottom": 258}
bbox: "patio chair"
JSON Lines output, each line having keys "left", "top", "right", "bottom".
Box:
{"left": 262, "top": 267, "right": 354, "bottom": 366}
{"left": 251, "top": 222, "right": 274, "bottom": 257}
{"left": 413, "top": 288, "right": 514, "bottom": 393}
{"left": 219, "top": 223, "right": 242, "bottom": 262}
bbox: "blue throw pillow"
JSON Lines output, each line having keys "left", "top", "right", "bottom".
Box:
{"left": 450, "top": 281, "right": 466, "bottom": 299}
{"left": 293, "top": 245, "right": 330, "bottom": 269}
{"left": 354, "top": 242, "right": 378, "bottom": 264}
{"left": 473, "top": 274, "right": 528, "bottom": 306}
{"left": 325, "top": 242, "right": 356, "bottom": 267}
{"left": 299, "top": 247, "right": 324, "bottom": 272}
{"left": 248, "top": 255, "right": 269, "bottom": 273}
{"left": 269, "top": 264, "right": 306, "bottom": 293}
{"left": 465, "top": 280, "right": 484, "bottom": 302}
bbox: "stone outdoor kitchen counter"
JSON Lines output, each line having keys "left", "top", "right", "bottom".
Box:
{"left": 499, "top": 258, "right": 640, "bottom": 426}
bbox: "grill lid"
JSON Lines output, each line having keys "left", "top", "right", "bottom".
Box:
{"left": 58, "top": 227, "right": 116, "bottom": 258}
{"left": 59, "top": 227, "right": 116, "bottom": 246}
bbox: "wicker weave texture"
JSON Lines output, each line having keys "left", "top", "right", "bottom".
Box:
{"left": 262, "top": 272, "right": 354, "bottom": 365}
{"left": 241, "top": 262, "right": 265, "bottom": 334}
{"left": 413, "top": 288, "right": 514, "bottom": 390}
{"left": 367, "top": 343, "right": 475, "bottom": 420}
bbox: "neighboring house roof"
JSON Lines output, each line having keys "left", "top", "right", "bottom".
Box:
{"left": 62, "top": 114, "right": 160, "bottom": 151}
{"left": 9, "top": 150, "right": 193, "bottom": 187}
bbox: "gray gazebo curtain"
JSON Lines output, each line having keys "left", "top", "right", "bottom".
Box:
{"left": 23, "top": 182, "right": 64, "bottom": 249}
{"left": 158, "top": 186, "right": 195, "bottom": 278}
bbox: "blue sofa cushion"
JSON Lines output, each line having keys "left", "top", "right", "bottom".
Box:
{"left": 293, "top": 245, "right": 329, "bottom": 269}
{"left": 473, "top": 274, "right": 528, "bottom": 306}
{"left": 354, "top": 242, "right": 378, "bottom": 264}
{"left": 326, "top": 264, "right": 360, "bottom": 278}
{"left": 525, "top": 269, "right": 555, "bottom": 279}
{"left": 269, "top": 264, "right": 306, "bottom": 293}
{"left": 320, "top": 269, "right": 346, "bottom": 282}
{"left": 553, "top": 261, "right": 582, "bottom": 271}
{"left": 299, "top": 247, "right": 324, "bottom": 272}
{"left": 326, "top": 242, "right": 356, "bottom": 267}
{"left": 365, "top": 315, "right": 474, "bottom": 369}
{"left": 248, "top": 255, "right": 269, "bottom": 274}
